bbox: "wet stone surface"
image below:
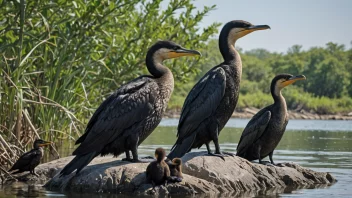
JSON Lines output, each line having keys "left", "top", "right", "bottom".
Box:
{"left": 6, "top": 152, "right": 337, "bottom": 196}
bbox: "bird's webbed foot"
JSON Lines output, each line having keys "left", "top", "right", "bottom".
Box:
{"left": 206, "top": 153, "right": 226, "bottom": 161}
{"left": 274, "top": 163, "right": 285, "bottom": 167}
{"left": 206, "top": 151, "right": 234, "bottom": 161}
{"left": 259, "top": 160, "right": 275, "bottom": 166}
{"left": 31, "top": 171, "right": 39, "bottom": 177}
{"left": 220, "top": 151, "right": 235, "bottom": 157}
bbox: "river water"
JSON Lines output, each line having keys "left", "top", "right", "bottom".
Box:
{"left": 1, "top": 119, "right": 352, "bottom": 197}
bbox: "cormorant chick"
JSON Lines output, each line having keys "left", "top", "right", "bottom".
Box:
{"left": 9, "top": 139, "right": 52, "bottom": 176}
{"left": 168, "top": 158, "right": 183, "bottom": 182}
{"left": 146, "top": 148, "right": 170, "bottom": 187}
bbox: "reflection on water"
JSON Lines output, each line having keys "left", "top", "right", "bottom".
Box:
{"left": 1, "top": 119, "right": 352, "bottom": 198}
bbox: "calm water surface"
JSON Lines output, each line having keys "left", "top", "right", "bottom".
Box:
{"left": 1, "top": 119, "right": 352, "bottom": 197}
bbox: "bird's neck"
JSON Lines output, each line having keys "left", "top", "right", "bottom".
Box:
{"left": 146, "top": 55, "right": 171, "bottom": 78}
{"left": 157, "top": 157, "right": 164, "bottom": 163}
{"left": 272, "top": 88, "right": 287, "bottom": 108}
{"left": 219, "top": 35, "right": 241, "bottom": 66}
{"left": 146, "top": 54, "right": 174, "bottom": 103}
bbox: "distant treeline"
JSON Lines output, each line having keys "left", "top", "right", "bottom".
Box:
{"left": 169, "top": 40, "right": 352, "bottom": 114}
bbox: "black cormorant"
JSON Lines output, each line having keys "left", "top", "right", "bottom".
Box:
{"left": 146, "top": 148, "right": 170, "bottom": 187}
{"left": 168, "top": 20, "right": 270, "bottom": 160}
{"left": 60, "top": 41, "right": 200, "bottom": 176}
{"left": 236, "top": 74, "right": 306, "bottom": 165}
{"left": 9, "top": 139, "right": 52, "bottom": 176}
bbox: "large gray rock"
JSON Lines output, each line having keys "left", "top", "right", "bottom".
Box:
{"left": 27, "top": 152, "right": 335, "bottom": 196}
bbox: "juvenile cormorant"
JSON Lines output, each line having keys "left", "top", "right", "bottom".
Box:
{"left": 168, "top": 20, "right": 270, "bottom": 160}
{"left": 168, "top": 158, "right": 183, "bottom": 182}
{"left": 236, "top": 74, "right": 306, "bottom": 165}
{"left": 60, "top": 41, "right": 200, "bottom": 176}
{"left": 9, "top": 139, "right": 52, "bottom": 176}
{"left": 146, "top": 148, "right": 170, "bottom": 187}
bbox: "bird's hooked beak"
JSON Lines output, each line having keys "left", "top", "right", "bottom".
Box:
{"left": 246, "top": 25, "right": 271, "bottom": 31}
{"left": 231, "top": 24, "right": 270, "bottom": 41}
{"left": 167, "top": 47, "right": 201, "bottom": 59}
{"left": 38, "top": 141, "right": 53, "bottom": 147}
{"left": 282, "top": 75, "right": 306, "bottom": 87}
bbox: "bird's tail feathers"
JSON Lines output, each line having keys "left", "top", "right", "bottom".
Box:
{"left": 59, "top": 152, "right": 96, "bottom": 177}
{"left": 167, "top": 133, "right": 196, "bottom": 160}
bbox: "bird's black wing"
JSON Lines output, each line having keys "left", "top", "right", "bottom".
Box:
{"left": 9, "top": 149, "right": 40, "bottom": 171}
{"left": 72, "top": 76, "right": 158, "bottom": 155}
{"left": 236, "top": 107, "right": 272, "bottom": 156}
{"left": 177, "top": 67, "right": 226, "bottom": 141}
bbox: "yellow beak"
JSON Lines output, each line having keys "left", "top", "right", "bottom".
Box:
{"left": 235, "top": 24, "right": 271, "bottom": 40}
{"left": 282, "top": 75, "right": 306, "bottom": 87}
{"left": 38, "top": 141, "right": 53, "bottom": 147}
{"left": 167, "top": 48, "right": 201, "bottom": 59}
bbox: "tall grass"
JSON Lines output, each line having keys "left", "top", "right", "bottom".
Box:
{"left": 0, "top": 0, "right": 219, "bottom": 176}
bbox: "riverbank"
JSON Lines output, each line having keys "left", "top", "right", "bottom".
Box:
{"left": 164, "top": 107, "right": 352, "bottom": 120}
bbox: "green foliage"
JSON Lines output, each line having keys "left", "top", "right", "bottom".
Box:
{"left": 270, "top": 43, "right": 352, "bottom": 98}
{"left": 0, "top": 0, "right": 219, "bottom": 145}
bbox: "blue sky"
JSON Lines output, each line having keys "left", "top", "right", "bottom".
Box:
{"left": 191, "top": 0, "right": 352, "bottom": 52}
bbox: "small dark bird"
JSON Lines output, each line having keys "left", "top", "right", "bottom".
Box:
{"left": 9, "top": 139, "right": 52, "bottom": 176}
{"left": 146, "top": 148, "right": 170, "bottom": 187}
{"left": 236, "top": 74, "right": 306, "bottom": 165}
{"left": 59, "top": 41, "right": 201, "bottom": 176}
{"left": 168, "top": 158, "right": 183, "bottom": 182}
{"left": 168, "top": 20, "right": 270, "bottom": 160}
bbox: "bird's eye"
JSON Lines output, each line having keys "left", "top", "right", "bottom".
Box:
{"left": 173, "top": 46, "right": 179, "bottom": 50}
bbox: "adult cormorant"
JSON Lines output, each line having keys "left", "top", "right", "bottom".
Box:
{"left": 168, "top": 20, "right": 270, "bottom": 160}
{"left": 236, "top": 74, "right": 306, "bottom": 165}
{"left": 60, "top": 41, "right": 200, "bottom": 176}
{"left": 9, "top": 139, "right": 52, "bottom": 176}
{"left": 146, "top": 148, "right": 170, "bottom": 187}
